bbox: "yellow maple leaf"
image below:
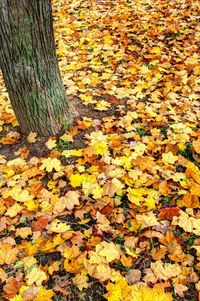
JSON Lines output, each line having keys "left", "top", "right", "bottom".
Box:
{"left": 34, "top": 287, "right": 54, "bottom": 301}
{"left": 5, "top": 203, "right": 22, "bottom": 217}
{"left": 45, "top": 138, "right": 57, "bottom": 150}
{"left": 151, "top": 47, "right": 162, "bottom": 55}
{"left": 127, "top": 188, "right": 157, "bottom": 209}
{"left": 105, "top": 276, "right": 173, "bottom": 301}
{"left": 136, "top": 212, "right": 159, "bottom": 229}
{"left": 172, "top": 210, "right": 200, "bottom": 235}
{"left": 93, "top": 241, "right": 121, "bottom": 263}
{"left": 104, "top": 276, "right": 134, "bottom": 301}
{"left": 62, "top": 149, "right": 83, "bottom": 158}
{"left": 162, "top": 152, "right": 178, "bottom": 165}
{"left": 7, "top": 158, "right": 26, "bottom": 167}
{"left": 80, "top": 94, "right": 95, "bottom": 104}
{"left": 96, "top": 100, "right": 111, "bottom": 111}
{"left": 129, "top": 66, "right": 137, "bottom": 74}
{"left": 49, "top": 219, "right": 71, "bottom": 233}
{"left": 92, "top": 141, "right": 108, "bottom": 155}
{"left": 26, "top": 267, "right": 47, "bottom": 286}
{"left": 104, "top": 32, "right": 113, "bottom": 45}
{"left": 25, "top": 199, "right": 38, "bottom": 211}
{"left": 131, "top": 286, "right": 173, "bottom": 301}
{"left": 69, "top": 173, "right": 83, "bottom": 187}
{"left": 40, "top": 158, "right": 62, "bottom": 172}
{"left": 91, "top": 183, "right": 103, "bottom": 199}
{"left": 3, "top": 186, "right": 33, "bottom": 203}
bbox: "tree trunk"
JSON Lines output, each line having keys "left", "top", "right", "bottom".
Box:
{"left": 0, "top": 0, "right": 72, "bottom": 136}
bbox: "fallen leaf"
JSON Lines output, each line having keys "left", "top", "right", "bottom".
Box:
{"left": 26, "top": 267, "right": 47, "bottom": 286}
{"left": 0, "top": 243, "right": 18, "bottom": 264}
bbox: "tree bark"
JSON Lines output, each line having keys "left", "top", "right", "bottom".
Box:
{"left": 0, "top": 0, "right": 72, "bottom": 136}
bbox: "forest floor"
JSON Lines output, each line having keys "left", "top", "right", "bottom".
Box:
{"left": 0, "top": 0, "right": 200, "bottom": 300}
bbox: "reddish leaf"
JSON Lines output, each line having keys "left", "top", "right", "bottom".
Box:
{"left": 31, "top": 216, "right": 48, "bottom": 231}
{"left": 158, "top": 207, "right": 180, "bottom": 221}
{"left": 100, "top": 205, "right": 114, "bottom": 217}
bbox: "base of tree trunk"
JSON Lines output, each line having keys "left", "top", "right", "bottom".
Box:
{"left": 0, "top": 0, "right": 72, "bottom": 136}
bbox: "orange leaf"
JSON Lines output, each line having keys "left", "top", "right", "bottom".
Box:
{"left": 158, "top": 207, "right": 180, "bottom": 220}
{"left": 0, "top": 244, "right": 18, "bottom": 265}
{"left": 3, "top": 278, "right": 21, "bottom": 299}
{"left": 32, "top": 216, "right": 48, "bottom": 231}
{"left": 159, "top": 181, "right": 171, "bottom": 195}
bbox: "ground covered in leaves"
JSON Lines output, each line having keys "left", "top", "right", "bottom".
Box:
{"left": 0, "top": 0, "right": 200, "bottom": 300}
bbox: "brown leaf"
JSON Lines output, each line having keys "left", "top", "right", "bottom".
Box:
{"left": 126, "top": 269, "right": 141, "bottom": 285}
{"left": 100, "top": 204, "right": 114, "bottom": 216}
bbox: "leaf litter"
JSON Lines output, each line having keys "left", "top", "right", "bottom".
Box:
{"left": 0, "top": 0, "right": 200, "bottom": 300}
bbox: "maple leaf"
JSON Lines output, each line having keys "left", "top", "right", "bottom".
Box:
{"left": 15, "top": 227, "right": 32, "bottom": 238}
{"left": 173, "top": 284, "right": 188, "bottom": 298}
{"left": 40, "top": 158, "right": 62, "bottom": 172}
{"left": 45, "top": 137, "right": 57, "bottom": 149}
{"left": 144, "top": 260, "right": 181, "bottom": 283}
{"left": 172, "top": 210, "right": 200, "bottom": 235}
{"left": 131, "top": 286, "right": 173, "bottom": 301}
{"left": 62, "top": 149, "right": 83, "bottom": 158}
{"left": 49, "top": 219, "right": 71, "bottom": 233}
{"left": 162, "top": 152, "right": 178, "bottom": 164}
{"left": 135, "top": 212, "right": 160, "bottom": 229}
{"left": 3, "top": 278, "right": 22, "bottom": 299}
{"left": 69, "top": 173, "right": 83, "bottom": 187}
{"left": 104, "top": 276, "right": 134, "bottom": 301}
{"left": 96, "top": 241, "right": 121, "bottom": 262}
{"left": 0, "top": 268, "right": 6, "bottom": 282}
{"left": 0, "top": 243, "right": 18, "bottom": 265}
{"left": 105, "top": 276, "right": 173, "bottom": 301}
{"left": 34, "top": 287, "right": 54, "bottom": 301}
{"left": 22, "top": 256, "right": 37, "bottom": 271}
{"left": 26, "top": 267, "right": 47, "bottom": 286}
{"left": 158, "top": 207, "right": 180, "bottom": 221}
{"left": 4, "top": 187, "right": 33, "bottom": 203}
{"left": 31, "top": 216, "right": 49, "bottom": 231}
{"left": 72, "top": 273, "right": 89, "bottom": 291}
{"left": 5, "top": 203, "right": 22, "bottom": 217}
{"left": 193, "top": 137, "right": 200, "bottom": 153}
{"left": 65, "top": 190, "right": 80, "bottom": 210}
{"left": 27, "top": 131, "right": 37, "bottom": 143}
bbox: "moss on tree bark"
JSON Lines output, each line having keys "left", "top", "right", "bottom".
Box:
{"left": 0, "top": 0, "right": 72, "bottom": 136}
